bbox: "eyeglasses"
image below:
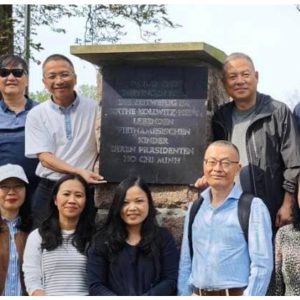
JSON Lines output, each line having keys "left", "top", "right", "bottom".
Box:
{"left": 204, "top": 158, "right": 239, "bottom": 169}
{"left": 44, "top": 72, "right": 74, "bottom": 81}
{"left": 0, "top": 68, "right": 26, "bottom": 78}
{"left": 0, "top": 184, "right": 25, "bottom": 193}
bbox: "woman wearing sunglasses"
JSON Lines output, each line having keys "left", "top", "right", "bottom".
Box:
{"left": 88, "top": 176, "right": 179, "bottom": 296}
{"left": 0, "top": 55, "right": 39, "bottom": 198}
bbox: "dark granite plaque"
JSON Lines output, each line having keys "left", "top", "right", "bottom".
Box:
{"left": 100, "top": 65, "right": 208, "bottom": 184}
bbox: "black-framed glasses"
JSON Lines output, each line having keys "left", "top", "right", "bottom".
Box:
{"left": 0, "top": 68, "right": 26, "bottom": 78}
{"left": 0, "top": 184, "right": 25, "bottom": 193}
{"left": 204, "top": 158, "right": 239, "bottom": 169}
{"left": 44, "top": 72, "right": 74, "bottom": 81}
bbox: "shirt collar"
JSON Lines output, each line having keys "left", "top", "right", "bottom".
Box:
{"left": 2, "top": 216, "right": 21, "bottom": 227}
{"left": 0, "top": 99, "right": 7, "bottom": 111}
{"left": 49, "top": 92, "right": 80, "bottom": 112}
{"left": 201, "top": 183, "right": 243, "bottom": 204}
{"left": 24, "top": 96, "right": 35, "bottom": 110}
{"left": 0, "top": 96, "right": 33, "bottom": 113}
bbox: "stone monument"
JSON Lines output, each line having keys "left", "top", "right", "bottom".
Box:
{"left": 71, "top": 42, "right": 228, "bottom": 244}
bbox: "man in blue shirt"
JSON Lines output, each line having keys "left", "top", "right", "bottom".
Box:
{"left": 178, "top": 140, "right": 273, "bottom": 296}
{"left": 0, "top": 55, "right": 39, "bottom": 197}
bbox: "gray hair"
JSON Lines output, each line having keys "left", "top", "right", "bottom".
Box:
{"left": 222, "top": 52, "right": 255, "bottom": 78}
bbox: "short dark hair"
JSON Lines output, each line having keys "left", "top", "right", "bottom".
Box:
{"left": 206, "top": 140, "right": 240, "bottom": 160}
{"left": 0, "top": 54, "right": 28, "bottom": 74}
{"left": 39, "top": 174, "right": 96, "bottom": 253}
{"left": 42, "top": 54, "right": 75, "bottom": 75}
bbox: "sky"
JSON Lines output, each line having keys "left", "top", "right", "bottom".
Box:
{"left": 27, "top": 3, "right": 300, "bottom": 108}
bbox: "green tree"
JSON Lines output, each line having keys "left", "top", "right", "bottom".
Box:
{"left": 0, "top": 6, "right": 13, "bottom": 54}
{"left": 29, "top": 84, "right": 98, "bottom": 103}
{"left": 29, "top": 89, "right": 50, "bottom": 103}
{"left": 77, "top": 84, "right": 97, "bottom": 101}
{"left": 0, "top": 5, "right": 178, "bottom": 58}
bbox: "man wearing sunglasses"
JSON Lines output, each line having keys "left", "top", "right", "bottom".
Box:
{"left": 25, "top": 54, "right": 105, "bottom": 227}
{"left": 0, "top": 54, "right": 39, "bottom": 199}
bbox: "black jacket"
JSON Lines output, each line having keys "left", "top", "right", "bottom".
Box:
{"left": 212, "top": 92, "right": 300, "bottom": 225}
{"left": 87, "top": 227, "right": 178, "bottom": 296}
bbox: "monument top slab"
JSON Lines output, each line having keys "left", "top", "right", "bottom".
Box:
{"left": 70, "top": 42, "right": 226, "bottom": 68}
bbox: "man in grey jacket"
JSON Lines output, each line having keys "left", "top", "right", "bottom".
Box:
{"left": 195, "top": 52, "right": 300, "bottom": 229}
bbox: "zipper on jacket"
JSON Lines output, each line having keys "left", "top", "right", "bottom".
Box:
{"left": 247, "top": 131, "right": 258, "bottom": 196}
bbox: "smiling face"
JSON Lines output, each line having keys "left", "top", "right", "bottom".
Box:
{"left": 120, "top": 185, "right": 149, "bottom": 229}
{"left": 54, "top": 179, "right": 86, "bottom": 222}
{"left": 223, "top": 57, "right": 258, "bottom": 109}
{"left": 0, "top": 63, "right": 28, "bottom": 99}
{"left": 42, "top": 59, "right": 77, "bottom": 105}
{"left": 0, "top": 178, "right": 26, "bottom": 217}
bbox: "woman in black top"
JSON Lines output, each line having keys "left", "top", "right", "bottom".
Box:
{"left": 87, "top": 176, "right": 178, "bottom": 296}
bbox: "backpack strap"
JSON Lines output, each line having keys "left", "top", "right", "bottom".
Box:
{"left": 188, "top": 192, "right": 253, "bottom": 261}
{"left": 188, "top": 196, "right": 204, "bottom": 259}
{"left": 238, "top": 192, "right": 254, "bottom": 244}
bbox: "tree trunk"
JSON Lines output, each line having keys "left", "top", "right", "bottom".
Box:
{"left": 0, "top": 5, "right": 14, "bottom": 55}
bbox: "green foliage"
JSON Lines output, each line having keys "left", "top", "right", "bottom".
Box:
{"left": 29, "top": 89, "right": 50, "bottom": 103}
{"left": 29, "top": 84, "right": 98, "bottom": 103}
{"left": 0, "top": 6, "right": 13, "bottom": 54}
{"left": 77, "top": 84, "right": 97, "bottom": 101}
{"left": 8, "top": 4, "right": 178, "bottom": 60}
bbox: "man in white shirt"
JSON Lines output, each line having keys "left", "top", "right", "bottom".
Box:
{"left": 25, "top": 54, "right": 105, "bottom": 226}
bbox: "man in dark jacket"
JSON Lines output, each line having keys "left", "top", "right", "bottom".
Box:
{"left": 195, "top": 52, "right": 300, "bottom": 229}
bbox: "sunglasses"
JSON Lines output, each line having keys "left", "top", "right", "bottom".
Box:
{"left": 0, "top": 68, "right": 26, "bottom": 78}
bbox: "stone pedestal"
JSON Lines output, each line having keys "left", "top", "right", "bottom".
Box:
{"left": 71, "top": 42, "right": 228, "bottom": 245}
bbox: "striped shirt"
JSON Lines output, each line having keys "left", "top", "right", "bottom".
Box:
{"left": 23, "top": 229, "right": 88, "bottom": 295}
{"left": 3, "top": 217, "right": 21, "bottom": 296}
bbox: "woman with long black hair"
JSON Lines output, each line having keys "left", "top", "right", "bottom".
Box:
{"left": 88, "top": 176, "right": 178, "bottom": 296}
{"left": 23, "top": 174, "right": 96, "bottom": 296}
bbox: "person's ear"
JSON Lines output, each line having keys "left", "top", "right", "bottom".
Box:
{"left": 235, "top": 163, "right": 242, "bottom": 175}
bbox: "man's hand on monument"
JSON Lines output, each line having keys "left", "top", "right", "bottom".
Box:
{"left": 275, "top": 192, "right": 293, "bottom": 227}
{"left": 193, "top": 175, "right": 208, "bottom": 190}
{"left": 78, "top": 169, "right": 107, "bottom": 184}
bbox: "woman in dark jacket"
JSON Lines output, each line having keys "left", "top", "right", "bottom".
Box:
{"left": 88, "top": 176, "right": 178, "bottom": 296}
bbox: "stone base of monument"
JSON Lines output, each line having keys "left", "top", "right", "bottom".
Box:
{"left": 72, "top": 42, "right": 228, "bottom": 245}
